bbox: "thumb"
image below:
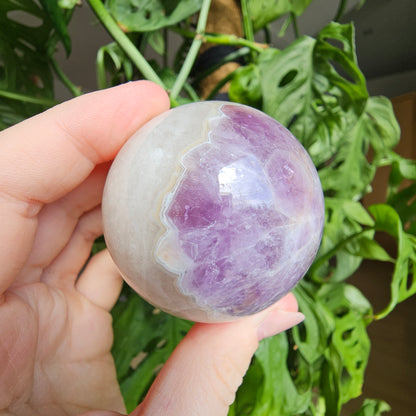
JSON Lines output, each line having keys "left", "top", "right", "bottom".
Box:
{"left": 133, "top": 293, "right": 304, "bottom": 416}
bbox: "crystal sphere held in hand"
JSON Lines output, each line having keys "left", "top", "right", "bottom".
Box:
{"left": 102, "top": 102, "right": 324, "bottom": 323}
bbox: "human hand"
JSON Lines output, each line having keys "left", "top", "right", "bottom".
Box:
{"left": 0, "top": 81, "right": 304, "bottom": 416}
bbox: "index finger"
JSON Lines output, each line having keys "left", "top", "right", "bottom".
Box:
{"left": 0, "top": 81, "right": 170, "bottom": 293}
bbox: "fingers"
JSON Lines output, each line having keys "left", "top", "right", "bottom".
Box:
{"left": 135, "top": 293, "right": 304, "bottom": 416}
{"left": 0, "top": 81, "right": 169, "bottom": 204}
{"left": 17, "top": 163, "right": 110, "bottom": 285}
{"left": 41, "top": 207, "right": 103, "bottom": 286}
{"left": 76, "top": 249, "right": 124, "bottom": 311}
{"left": 0, "top": 81, "right": 169, "bottom": 293}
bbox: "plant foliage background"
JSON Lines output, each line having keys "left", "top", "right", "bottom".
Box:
{"left": 1, "top": 1, "right": 415, "bottom": 415}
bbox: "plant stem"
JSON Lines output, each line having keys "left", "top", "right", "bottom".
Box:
{"left": 86, "top": 0, "right": 165, "bottom": 89}
{"left": 170, "top": 0, "right": 212, "bottom": 101}
{"left": 240, "top": 0, "right": 254, "bottom": 42}
{"left": 50, "top": 56, "right": 82, "bottom": 97}
{"left": 291, "top": 12, "right": 300, "bottom": 39}
{"left": 96, "top": 46, "right": 108, "bottom": 90}
{"left": 171, "top": 27, "right": 266, "bottom": 54}
{"left": 183, "top": 82, "right": 199, "bottom": 101}
{"left": 263, "top": 24, "right": 271, "bottom": 44}
{"left": 0, "top": 90, "right": 58, "bottom": 107}
{"left": 334, "top": 0, "right": 348, "bottom": 22}
{"left": 163, "top": 28, "right": 169, "bottom": 68}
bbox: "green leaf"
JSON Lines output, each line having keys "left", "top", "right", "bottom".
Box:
{"left": 369, "top": 204, "right": 416, "bottom": 318}
{"left": 369, "top": 204, "right": 401, "bottom": 239}
{"left": 229, "top": 355, "right": 265, "bottom": 415}
{"left": 39, "top": 0, "right": 72, "bottom": 55}
{"left": 364, "top": 97, "right": 400, "bottom": 156}
{"left": 311, "top": 198, "right": 373, "bottom": 282}
{"left": 96, "top": 42, "right": 133, "bottom": 89}
{"left": 147, "top": 29, "right": 165, "bottom": 55}
{"left": 387, "top": 153, "right": 416, "bottom": 231}
{"left": 106, "top": 0, "right": 203, "bottom": 32}
{"left": 292, "top": 281, "right": 335, "bottom": 364}
{"left": 248, "top": 332, "right": 310, "bottom": 415}
{"left": 259, "top": 37, "right": 315, "bottom": 130}
{"left": 229, "top": 64, "right": 262, "bottom": 108}
{"left": 351, "top": 398, "right": 391, "bottom": 416}
{"left": 318, "top": 284, "right": 372, "bottom": 411}
{"left": 111, "top": 287, "right": 192, "bottom": 412}
{"left": 346, "top": 236, "right": 393, "bottom": 262}
{"left": 319, "top": 96, "right": 399, "bottom": 200}
{"left": 329, "top": 198, "right": 375, "bottom": 227}
{"left": 248, "top": 0, "right": 313, "bottom": 32}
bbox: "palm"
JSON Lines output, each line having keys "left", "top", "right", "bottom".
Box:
{"left": 0, "top": 164, "right": 125, "bottom": 416}
{"left": 1, "top": 280, "right": 124, "bottom": 416}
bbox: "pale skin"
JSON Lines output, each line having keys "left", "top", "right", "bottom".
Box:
{"left": 0, "top": 81, "right": 305, "bottom": 416}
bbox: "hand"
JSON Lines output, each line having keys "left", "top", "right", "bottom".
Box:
{"left": 0, "top": 81, "right": 304, "bottom": 416}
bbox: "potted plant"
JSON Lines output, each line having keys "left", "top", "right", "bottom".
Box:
{"left": 1, "top": 1, "right": 414, "bottom": 415}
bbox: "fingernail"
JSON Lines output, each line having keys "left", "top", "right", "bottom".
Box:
{"left": 257, "top": 310, "right": 305, "bottom": 341}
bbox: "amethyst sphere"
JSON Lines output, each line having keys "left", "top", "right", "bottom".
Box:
{"left": 102, "top": 101, "right": 324, "bottom": 323}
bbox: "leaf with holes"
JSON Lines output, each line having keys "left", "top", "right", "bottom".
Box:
{"left": 318, "top": 283, "right": 372, "bottom": 413}
{"left": 369, "top": 204, "right": 416, "bottom": 319}
{"left": 318, "top": 96, "right": 399, "bottom": 201}
{"left": 259, "top": 23, "right": 370, "bottom": 172}
{"left": 241, "top": 332, "right": 310, "bottom": 416}
{"left": 106, "top": 0, "right": 203, "bottom": 32}
{"left": 292, "top": 281, "right": 335, "bottom": 364}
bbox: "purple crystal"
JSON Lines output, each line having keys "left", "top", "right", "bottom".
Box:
{"left": 158, "top": 104, "right": 324, "bottom": 316}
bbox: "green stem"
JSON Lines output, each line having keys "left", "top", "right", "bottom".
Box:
{"left": 163, "top": 28, "right": 169, "bottom": 68}
{"left": 170, "top": 0, "right": 212, "bottom": 101}
{"left": 334, "top": 0, "right": 348, "bottom": 22}
{"left": 0, "top": 90, "right": 58, "bottom": 107}
{"left": 86, "top": 0, "right": 165, "bottom": 88}
{"left": 291, "top": 12, "right": 300, "bottom": 39}
{"left": 96, "top": 46, "right": 108, "bottom": 90}
{"left": 50, "top": 56, "right": 82, "bottom": 97}
{"left": 240, "top": 0, "right": 254, "bottom": 42}
{"left": 171, "top": 27, "right": 266, "bottom": 54}
{"left": 263, "top": 24, "right": 271, "bottom": 44}
{"left": 278, "top": 14, "right": 291, "bottom": 38}
{"left": 183, "top": 82, "right": 199, "bottom": 101}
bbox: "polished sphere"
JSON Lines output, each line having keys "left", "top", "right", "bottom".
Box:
{"left": 102, "top": 101, "right": 324, "bottom": 323}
